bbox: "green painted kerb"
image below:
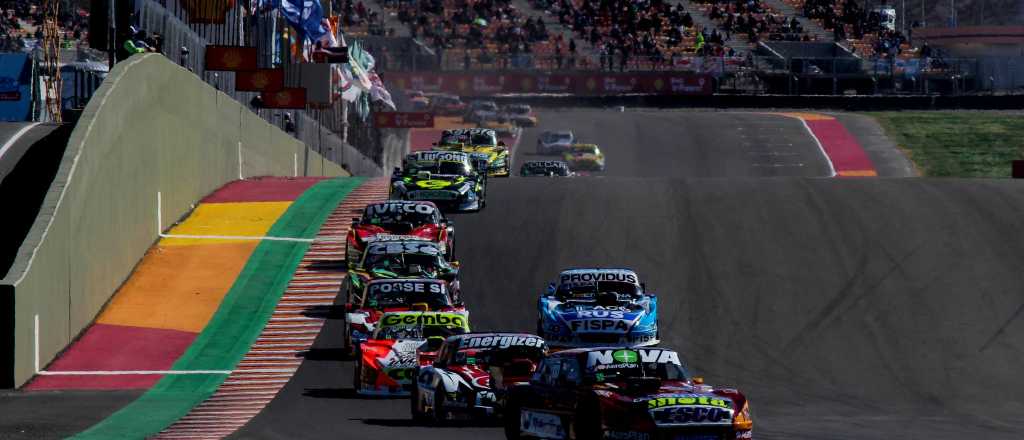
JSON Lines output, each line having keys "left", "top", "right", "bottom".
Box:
{"left": 71, "top": 177, "right": 365, "bottom": 439}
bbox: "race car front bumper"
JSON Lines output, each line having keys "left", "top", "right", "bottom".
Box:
{"left": 435, "top": 389, "right": 500, "bottom": 420}
{"left": 542, "top": 331, "right": 659, "bottom": 348}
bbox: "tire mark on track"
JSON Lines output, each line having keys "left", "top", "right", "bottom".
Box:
{"left": 152, "top": 178, "right": 389, "bottom": 439}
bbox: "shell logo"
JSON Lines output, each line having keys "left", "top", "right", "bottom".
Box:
{"left": 395, "top": 78, "right": 407, "bottom": 89}
{"left": 522, "top": 78, "right": 533, "bottom": 91}
{"left": 274, "top": 90, "right": 292, "bottom": 102}
{"left": 586, "top": 78, "right": 597, "bottom": 90}
{"left": 221, "top": 50, "right": 242, "bottom": 69}
{"left": 376, "top": 114, "right": 388, "bottom": 125}
{"left": 457, "top": 79, "right": 469, "bottom": 91}
{"left": 653, "top": 78, "right": 664, "bottom": 90}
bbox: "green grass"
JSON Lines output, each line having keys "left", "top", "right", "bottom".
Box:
{"left": 870, "top": 112, "right": 1024, "bottom": 177}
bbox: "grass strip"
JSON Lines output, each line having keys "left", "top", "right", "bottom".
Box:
{"left": 72, "top": 177, "right": 364, "bottom": 439}
{"left": 870, "top": 112, "right": 1024, "bottom": 177}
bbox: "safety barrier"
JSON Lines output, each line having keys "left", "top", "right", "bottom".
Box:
{"left": 0, "top": 54, "right": 346, "bottom": 388}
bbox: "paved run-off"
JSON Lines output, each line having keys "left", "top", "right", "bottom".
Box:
{"left": 71, "top": 177, "right": 364, "bottom": 439}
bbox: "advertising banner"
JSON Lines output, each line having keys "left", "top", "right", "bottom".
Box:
{"left": 374, "top": 112, "right": 435, "bottom": 128}
{"left": 235, "top": 68, "right": 285, "bottom": 92}
{"left": 260, "top": 88, "right": 308, "bottom": 109}
{"left": 205, "top": 46, "right": 258, "bottom": 71}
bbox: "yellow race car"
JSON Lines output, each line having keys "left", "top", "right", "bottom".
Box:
{"left": 563, "top": 143, "right": 606, "bottom": 172}
{"left": 434, "top": 128, "right": 511, "bottom": 177}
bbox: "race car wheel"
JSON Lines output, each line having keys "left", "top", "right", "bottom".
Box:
{"left": 503, "top": 403, "right": 524, "bottom": 439}
{"left": 410, "top": 384, "right": 428, "bottom": 423}
{"left": 352, "top": 361, "right": 362, "bottom": 393}
{"left": 574, "top": 397, "right": 602, "bottom": 440}
{"left": 432, "top": 385, "right": 448, "bottom": 424}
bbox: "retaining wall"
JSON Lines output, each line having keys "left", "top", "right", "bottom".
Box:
{"left": 0, "top": 54, "right": 346, "bottom": 388}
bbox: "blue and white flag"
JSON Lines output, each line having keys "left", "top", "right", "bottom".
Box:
{"left": 280, "top": 0, "right": 327, "bottom": 41}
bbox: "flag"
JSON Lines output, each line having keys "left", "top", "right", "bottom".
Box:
{"left": 261, "top": 88, "right": 307, "bottom": 109}
{"left": 368, "top": 72, "right": 396, "bottom": 110}
{"left": 205, "top": 46, "right": 258, "bottom": 71}
{"left": 236, "top": 68, "right": 285, "bottom": 92}
{"left": 280, "top": 0, "right": 327, "bottom": 41}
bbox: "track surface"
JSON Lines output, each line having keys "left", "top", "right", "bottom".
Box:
{"left": 234, "top": 110, "right": 1024, "bottom": 439}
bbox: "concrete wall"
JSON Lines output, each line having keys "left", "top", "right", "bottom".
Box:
{"left": 0, "top": 54, "right": 346, "bottom": 388}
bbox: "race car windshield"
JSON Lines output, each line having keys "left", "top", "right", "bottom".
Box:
{"left": 470, "top": 133, "right": 496, "bottom": 146}
{"left": 546, "top": 133, "right": 572, "bottom": 142}
{"left": 452, "top": 346, "right": 544, "bottom": 367}
{"left": 367, "top": 289, "right": 451, "bottom": 309}
{"left": 410, "top": 161, "right": 471, "bottom": 176}
{"left": 588, "top": 362, "right": 689, "bottom": 383}
{"left": 573, "top": 145, "right": 597, "bottom": 154}
{"left": 559, "top": 281, "right": 641, "bottom": 298}
{"left": 374, "top": 325, "right": 424, "bottom": 340}
{"left": 365, "top": 252, "right": 444, "bottom": 276}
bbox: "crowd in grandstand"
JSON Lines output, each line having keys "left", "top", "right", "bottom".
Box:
{"left": 0, "top": 0, "right": 89, "bottom": 52}
{"left": 797, "top": 0, "right": 912, "bottom": 57}
{"left": 695, "top": 0, "right": 811, "bottom": 44}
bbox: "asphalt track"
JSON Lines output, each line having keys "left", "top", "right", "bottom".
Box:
{"left": 233, "top": 110, "right": 1024, "bottom": 439}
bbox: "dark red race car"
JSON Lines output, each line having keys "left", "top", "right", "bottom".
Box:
{"left": 342, "top": 278, "right": 466, "bottom": 355}
{"left": 346, "top": 200, "right": 455, "bottom": 270}
{"left": 411, "top": 332, "right": 548, "bottom": 423}
{"left": 503, "top": 346, "right": 753, "bottom": 440}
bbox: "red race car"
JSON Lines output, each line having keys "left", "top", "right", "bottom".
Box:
{"left": 346, "top": 201, "right": 455, "bottom": 270}
{"left": 343, "top": 278, "right": 466, "bottom": 355}
{"left": 504, "top": 346, "right": 753, "bottom": 440}
{"left": 411, "top": 332, "right": 548, "bottom": 423}
{"left": 354, "top": 311, "right": 470, "bottom": 396}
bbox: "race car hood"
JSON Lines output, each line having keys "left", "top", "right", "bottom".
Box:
{"left": 459, "top": 145, "right": 508, "bottom": 162}
{"left": 402, "top": 175, "right": 470, "bottom": 190}
{"left": 564, "top": 152, "right": 602, "bottom": 162}
{"left": 595, "top": 381, "right": 738, "bottom": 427}
{"left": 553, "top": 304, "right": 645, "bottom": 334}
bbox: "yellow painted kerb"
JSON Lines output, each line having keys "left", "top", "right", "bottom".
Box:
{"left": 160, "top": 201, "right": 292, "bottom": 246}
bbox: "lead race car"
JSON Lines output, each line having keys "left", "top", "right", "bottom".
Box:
{"left": 345, "top": 201, "right": 455, "bottom": 270}
{"left": 346, "top": 238, "right": 461, "bottom": 307}
{"left": 354, "top": 311, "right": 470, "bottom": 396}
{"left": 391, "top": 151, "right": 487, "bottom": 212}
{"left": 538, "top": 268, "right": 658, "bottom": 348}
{"left": 519, "top": 160, "right": 573, "bottom": 177}
{"left": 434, "top": 128, "right": 511, "bottom": 177}
{"left": 563, "top": 143, "right": 606, "bottom": 172}
{"left": 503, "top": 346, "right": 753, "bottom": 440}
{"left": 342, "top": 278, "right": 466, "bottom": 356}
{"left": 411, "top": 332, "right": 548, "bottom": 423}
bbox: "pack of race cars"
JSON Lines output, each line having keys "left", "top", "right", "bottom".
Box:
{"left": 340, "top": 129, "right": 750, "bottom": 439}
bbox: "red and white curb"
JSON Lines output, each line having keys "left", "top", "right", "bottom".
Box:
{"left": 153, "top": 178, "right": 389, "bottom": 439}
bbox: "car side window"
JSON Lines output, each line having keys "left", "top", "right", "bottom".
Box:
{"left": 533, "top": 358, "right": 561, "bottom": 386}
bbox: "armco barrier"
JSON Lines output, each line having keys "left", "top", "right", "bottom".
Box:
{"left": 0, "top": 54, "right": 346, "bottom": 388}
{"left": 485, "top": 93, "right": 1024, "bottom": 110}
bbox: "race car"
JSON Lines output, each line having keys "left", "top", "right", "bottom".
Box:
{"left": 342, "top": 278, "right": 466, "bottom": 356}
{"left": 434, "top": 128, "right": 511, "bottom": 178}
{"left": 390, "top": 151, "right": 487, "bottom": 211}
{"left": 464, "top": 100, "right": 504, "bottom": 124}
{"left": 503, "top": 346, "right": 753, "bottom": 440}
{"left": 345, "top": 201, "right": 455, "bottom": 270}
{"left": 501, "top": 104, "right": 538, "bottom": 127}
{"left": 519, "top": 160, "right": 573, "bottom": 177}
{"left": 537, "top": 268, "right": 658, "bottom": 348}
{"left": 563, "top": 143, "right": 605, "bottom": 172}
{"left": 429, "top": 94, "right": 467, "bottom": 116}
{"left": 347, "top": 238, "right": 461, "bottom": 307}
{"left": 536, "top": 130, "right": 575, "bottom": 155}
{"left": 411, "top": 332, "right": 547, "bottom": 423}
{"left": 354, "top": 311, "right": 470, "bottom": 396}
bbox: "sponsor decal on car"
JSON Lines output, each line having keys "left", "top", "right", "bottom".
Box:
{"left": 559, "top": 270, "right": 639, "bottom": 285}
{"left": 367, "top": 201, "right": 437, "bottom": 215}
{"left": 587, "top": 349, "right": 681, "bottom": 368}
{"left": 604, "top": 431, "right": 650, "bottom": 440}
{"left": 379, "top": 312, "right": 467, "bottom": 328}
{"left": 410, "top": 151, "right": 470, "bottom": 162}
{"left": 409, "top": 190, "right": 460, "bottom": 200}
{"left": 459, "top": 335, "right": 544, "bottom": 349}
{"left": 367, "top": 280, "right": 446, "bottom": 294}
{"left": 569, "top": 319, "right": 630, "bottom": 332}
{"left": 366, "top": 242, "right": 442, "bottom": 255}
{"left": 520, "top": 410, "right": 565, "bottom": 438}
{"left": 647, "top": 396, "right": 730, "bottom": 409}
{"left": 364, "top": 234, "right": 433, "bottom": 243}
{"left": 650, "top": 406, "right": 733, "bottom": 425}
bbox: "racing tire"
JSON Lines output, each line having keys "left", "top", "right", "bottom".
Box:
{"left": 432, "top": 385, "right": 448, "bottom": 425}
{"left": 352, "top": 361, "right": 362, "bottom": 394}
{"left": 574, "top": 397, "right": 602, "bottom": 440}
{"left": 503, "top": 403, "right": 524, "bottom": 440}
{"left": 410, "top": 384, "right": 428, "bottom": 423}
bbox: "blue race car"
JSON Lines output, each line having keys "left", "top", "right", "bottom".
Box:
{"left": 537, "top": 268, "right": 659, "bottom": 348}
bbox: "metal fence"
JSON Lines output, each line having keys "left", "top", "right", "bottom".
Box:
{"left": 134, "top": 0, "right": 386, "bottom": 175}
